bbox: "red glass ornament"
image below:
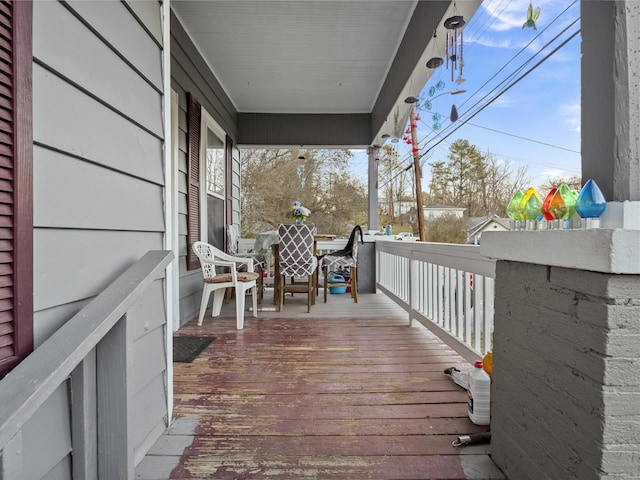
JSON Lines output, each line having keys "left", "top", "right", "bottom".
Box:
{"left": 541, "top": 187, "right": 557, "bottom": 220}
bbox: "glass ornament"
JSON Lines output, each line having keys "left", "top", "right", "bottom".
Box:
{"left": 576, "top": 179, "right": 606, "bottom": 228}
{"left": 549, "top": 190, "right": 568, "bottom": 229}
{"left": 557, "top": 184, "right": 578, "bottom": 228}
{"left": 518, "top": 187, "right": 542, "bottom": 230}
{"left": 506, "top": 190, "right": 524, "bottom": 230}
{"left": 541, "top": 187, "right": 557, "bottom": 221}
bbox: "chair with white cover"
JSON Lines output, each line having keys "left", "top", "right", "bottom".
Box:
{"left": 192, "top": 241, "right": 259, "bottom": 329}
{"left": 319, "top": 225, "right": 363, "bottom": 303}
{"left": 278, "top": 223, "right": 318, "bottom": 312}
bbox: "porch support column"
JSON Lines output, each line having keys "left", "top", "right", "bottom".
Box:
{"left": 582, "top": 1, "right": 639, "bottom": 206}
{"left": 367, "top": 146, "right": 379, "bottom": 231}
{"left": 481, "top": 2, "right": 640, "bottom": 479}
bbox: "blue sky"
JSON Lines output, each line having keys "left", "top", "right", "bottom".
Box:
{"left": 353, "top": 0, "right": 582, "bottom": 192}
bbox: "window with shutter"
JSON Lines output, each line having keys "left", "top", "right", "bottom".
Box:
{"left": 0, "top": 0, "right": 33, "bottom": 379}
{"left": 186, "top": 93, "right": 201, "bottom": 271}
{"left": 225, "top": 135, "right": 233, "bottom": 227}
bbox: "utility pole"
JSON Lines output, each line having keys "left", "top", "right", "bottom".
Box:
{"left": 409, "top": 105, "right": 425, "bottom": 241}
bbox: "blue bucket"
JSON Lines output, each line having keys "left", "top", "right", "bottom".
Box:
{"left": 327, "top": 273, "right": 347, "bottom": 294}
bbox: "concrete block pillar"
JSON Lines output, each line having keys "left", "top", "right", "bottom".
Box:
{"left": 490, "top": 260, "right": 639, "bottom": 479}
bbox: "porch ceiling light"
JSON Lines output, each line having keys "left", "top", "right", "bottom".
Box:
{"left": 404, "top": 96, "right": 420, "bottom": 104}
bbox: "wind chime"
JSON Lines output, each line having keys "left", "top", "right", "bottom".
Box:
{"left": 444, "top": 12, "right": 466, "bottom": 85}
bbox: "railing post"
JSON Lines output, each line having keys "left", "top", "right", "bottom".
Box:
{"left": 0, "top": 431, "right": 23, "bottom": 479}
{"left": 410, "top": 256, "right": 421, "bottom": 326}
{"left": 97, "top": 314, "right": 134, "bottom": 479}
{"left": 70, "top": 349, "right": 98, "bottom": 479}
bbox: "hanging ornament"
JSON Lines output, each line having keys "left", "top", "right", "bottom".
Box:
{"left": 444, "top": 7, "right": 466, "bottom": 84}
{"left": 522, "top": 2, "right": 541, "bottom": 30}
{"left": 426, "top": 30, "right": 444, "bottom": 69}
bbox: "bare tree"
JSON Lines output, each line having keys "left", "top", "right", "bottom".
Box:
{"left": 240, "top": 148, "right": 367, "bottom": 237}
{"left": 538, "top": 174, "right": 582, "bottom": 193}
{"left": 377, "top": 144, "right": 411, "bottom": 221}
{"left": 424, "top": 214, "right": 468, "bottom": 244}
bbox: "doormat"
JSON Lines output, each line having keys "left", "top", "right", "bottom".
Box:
{"left": 173, "top": 336, "right": 215, "bottom": 363}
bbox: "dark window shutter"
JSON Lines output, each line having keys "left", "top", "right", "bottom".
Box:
{"left": 186, "top": 93, "right": 201, "bottom": 271}
{"left": 225, "top": 135, "right": 232, "bottom": 227}
{"left": 0, "top": 0, "right": 33, "bottom": 379}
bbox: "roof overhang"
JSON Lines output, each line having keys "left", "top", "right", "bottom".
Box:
{"left": 171, "top": 0, "right": 482, "bottom": 148}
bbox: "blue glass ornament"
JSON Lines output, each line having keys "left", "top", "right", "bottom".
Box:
{"left": 576, "top": 179, "right": 606, "bottom": 218}
{"left": 575, "top": 179, "right": 606, "bottom": 228}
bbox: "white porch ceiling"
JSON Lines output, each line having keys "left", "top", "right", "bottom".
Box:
{"left": 171, "top": 0, "right": 481, "bottom": 145}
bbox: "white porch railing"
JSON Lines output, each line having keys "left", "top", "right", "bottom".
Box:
{"left": 375, "top": 241, "right": 496, "bottom": 363}
{"left": 0, "top": 250, "right": 173, "bottom": 479}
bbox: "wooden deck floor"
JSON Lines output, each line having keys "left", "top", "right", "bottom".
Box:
{"left": 137, "top": 291, "right": 504, "bottom": 480}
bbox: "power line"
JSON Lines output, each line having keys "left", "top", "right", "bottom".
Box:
{"left": 418, "top": 28, "right": 581, "bottom": 160}
{"left": 466, "top": 122, "right": 580, "bottom": 154}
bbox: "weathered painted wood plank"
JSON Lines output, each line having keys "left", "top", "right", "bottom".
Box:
{"left": 174, "top": 391, "right": 468, "bottom": 406}
{"left": 172, "top": 454, "right": 504, "bottom": 480}
{"left": 138, "top": 295, "right": 502, "bottom": 479}
{"left": 183, "top": 434, "right": 491, "bottom": 456}
{"left": 168, "top": 417, "right": 487, "bottom": 437}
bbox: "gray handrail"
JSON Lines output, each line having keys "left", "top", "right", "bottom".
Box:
{"left": 0, "top": 250, "right": 173, "bottom": 450}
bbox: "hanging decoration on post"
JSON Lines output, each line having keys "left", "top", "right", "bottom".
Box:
{"left": 444, "top": 5, "right": 466, "bottom": 85}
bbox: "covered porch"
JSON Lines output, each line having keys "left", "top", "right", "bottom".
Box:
{"left": 137, "top": 291, "right": 504, "bottom": 479}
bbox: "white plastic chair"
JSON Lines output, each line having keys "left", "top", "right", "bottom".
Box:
{"left": 192, "top": 241, "right": 259, "bottom": 329}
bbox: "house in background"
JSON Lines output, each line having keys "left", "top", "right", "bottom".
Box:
{"left": 423, "top": 204, "right": 466, "bottom": 220}
{"left": 467, "top": 215, "right": 510, "bottom": 244}
{"left": 378, "top": 196, "right": 415, "bottom": 218}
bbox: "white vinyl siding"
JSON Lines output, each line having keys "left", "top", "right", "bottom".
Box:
{"left": 29, "top": 1, "right": 167, "bottom": 476}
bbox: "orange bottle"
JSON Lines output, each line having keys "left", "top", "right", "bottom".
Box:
{"left": 482, "top": 351, "right": 493, "bottom": 376}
